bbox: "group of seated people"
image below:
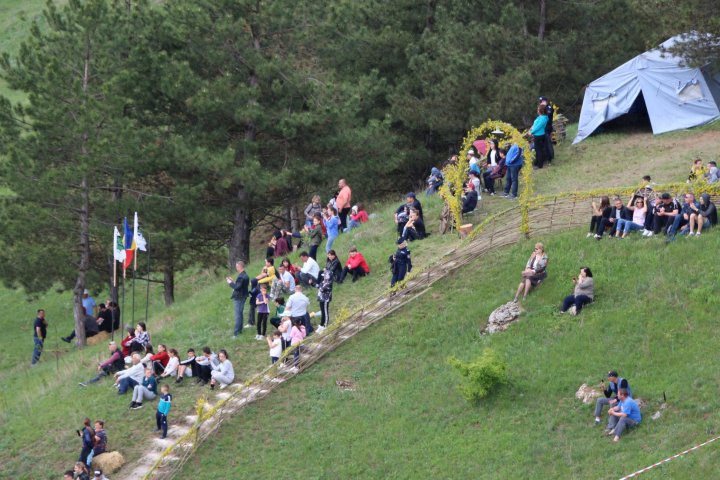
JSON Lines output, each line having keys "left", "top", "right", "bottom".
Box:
{"left": 589, "top": 184, "right": 717, "bottom": 241}
{"left": 61, "top": 297, "right": 121, "bottom": 343}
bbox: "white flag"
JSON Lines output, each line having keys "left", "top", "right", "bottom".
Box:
{"left": 113, "top": 226, "right": 126, "bottom": 263}
{"left": 134, "top": 212, "right": 147, "bottom": 252}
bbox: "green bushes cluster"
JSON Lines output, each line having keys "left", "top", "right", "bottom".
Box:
{"left": 448, "top": 349, "right": 508, "bottom": 403}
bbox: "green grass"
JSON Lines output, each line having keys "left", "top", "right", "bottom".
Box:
{"left": 177, "top": 228, "right": 720, "bottom": 479}
{"left": 0, "top": 193, "right": 457, "bottom": 477}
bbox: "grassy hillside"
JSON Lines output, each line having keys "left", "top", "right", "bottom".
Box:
{"left": 177, "top": 227, "right": 720, "bottom": 479}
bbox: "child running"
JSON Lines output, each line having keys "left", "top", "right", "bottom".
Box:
{"left": 156, "top": 383, "right": 172, "bottom": 439}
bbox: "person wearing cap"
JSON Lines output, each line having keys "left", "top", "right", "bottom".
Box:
{"left": 606, "top": 388, "right": 641, "bottom": 442}
{"left": 649, "top": 193, "right": 680, "bottom": 236}
{"left": 82, "top": 289, "right": 97, "bottom": 317}
{"left": 344, "top": 203, "right": 369, "bottom": 232}
{"left": 461, "top": 183, "right": 478, "bottom": 214}
{"left": 467, "top": 149, "right": 482, "bottom": 175}
{"left": 336, "top": 179, "right": 352, "bottom": 231}
{"left": 594, "top": 371, "right": 632, "bottom": 426}
{"left": 93, "top": 469, "right": 109, "bottom": 480}
{"left": 395, "top": 192, "right": 423, "bottom": 235}
{"left": 390, "top": 238, "right": 412, "bottom": 287}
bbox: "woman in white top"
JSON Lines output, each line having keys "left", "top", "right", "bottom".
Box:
{"left": 616, "top": 196, "right": 647, "bottom": 238}
{"left": 278, "top": 315, "right": 293, "bottom": 350}
{"left": 160, "top": 348, "right": 180, "bottom": 379}
{"left": 210, "top": 349, "right": 235, "bottom": 390}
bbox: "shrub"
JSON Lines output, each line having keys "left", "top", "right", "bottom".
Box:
{"left": 448, "top": 349, "right": 508, "bottom": 404}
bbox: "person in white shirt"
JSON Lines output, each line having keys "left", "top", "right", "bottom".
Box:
{"left": 210, "top": 349, "right": 234, "bottom": 390}
{"left": 286, "top": 285, "right": 313, "bottom": 335}
{"left": 267, "top": 331, "right": 282, "bottom": 364}
{"left": 270, "top": 264, "right": 296, "bottom": 299}
{"left": 114, "top": 353, "right": 145, "bottom": 395}
{"left": 297, "top": 252, "right": 320, "bottom": 287}
{"left": 160, "top": 348, "right": 180, "bottom": 379}
{"left": 278, "top": 314, "right": 293, "bottom": 350}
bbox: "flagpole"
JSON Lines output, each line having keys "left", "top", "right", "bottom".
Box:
{"left": 145, "top": 241, "right": 151, "bottom": 325}
{"left": 132, "top": 267, "right": 136, "bottom": 327}
{"left": 121, "top": 268, "right": 126, "bottom": 336}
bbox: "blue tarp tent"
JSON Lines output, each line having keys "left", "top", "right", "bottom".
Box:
{"left": 573, "top": 34, "right": 720, "bottom": 144}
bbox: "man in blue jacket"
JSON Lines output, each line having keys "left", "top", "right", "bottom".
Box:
{"left": 501, "top": 145, "right": 524, "bottom": 199}
{"left": 607, "top": 388, "right": 641, "bottom": 442}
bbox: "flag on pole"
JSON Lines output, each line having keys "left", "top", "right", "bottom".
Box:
{"left": 113, "top": 226, "right": 126, "bottom": 264}
{"left": 133, "top": 212, "right": 147, "bottom": 252}
{"left": 123, "top": 217, "right": 135, "bottom": 270}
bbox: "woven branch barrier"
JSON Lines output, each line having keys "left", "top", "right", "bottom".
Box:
{"left": 139, "top": 181, "right": 720, "bottom": 479}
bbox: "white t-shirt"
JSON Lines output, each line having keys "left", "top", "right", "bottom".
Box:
{"left": 280, "top": 318, "right": 293, "bottom": 342}
{"left": 163, "top": 356, "right": 179, "bottom": 376}
{"left": 471, "top": 177, "right": 481, "bottom": 194}
{"left": 301, "top": 258, "right": 320, "bottom": 278}
{"left": 269, "top": 338, "right": 282, "bottom": 357}
{"left": 281, "top": 271, "right": 296, "bottom": 290}
{"left": 286, "top": 292, "right": 310, "bottom": 317}
{"left": 489, "top": 150, "right": 497, "bottom": 167}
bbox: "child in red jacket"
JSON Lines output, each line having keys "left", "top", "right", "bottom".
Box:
{"left": 337, "top": 246, "right": 370, "bottom": 283}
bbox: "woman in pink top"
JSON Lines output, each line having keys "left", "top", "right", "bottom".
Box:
{"left": 616, "top": 196, "right": 647, "bottom": 238}
{"left": 336, "top": 179, "right": 352, "bottom": 231}
{"left": 290, "top": 318, "right": 306, "bottom": 368}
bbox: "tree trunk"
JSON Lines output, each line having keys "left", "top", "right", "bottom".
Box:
{"left": 108, "top": 255, "right": 119, "bottom": 304}
{"left": 290, "top": 205, "right": 299, "bottom": 232}
{"left": 538, "top": 0, "right": 546, "bottom": 40}
{"left": 163, "top": 263, "right": 175, "bottom": 306}
{"left": 73, "top": 175, "right": 91, "bottom": 346}
{"left": 425, "top": 0, "right": 437, "bottom": 32}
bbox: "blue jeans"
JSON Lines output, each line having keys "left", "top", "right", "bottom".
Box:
{"left": 616, "top": 219, "right": 644, "bottom": 235}
{"left": 343, "top": 219, "right": 360, "bottom": 233}
{"left": 118, "top": 377, "right": 138, "bottom": 395}
{"left": 667, "top": 214, "right": 688, "bottom": 236}
{"left": 326, "top": 235, "right": 337, "bottom": 253}
{"left": 504, "top": 165, "right": 521, "bottom": 197}
{"left": 561, "top": 294, "right": 592, "bottom": 313}
{"left": 233, "top": 297, "right": 247, "bottom": 335}
{"left": 32, "top": 337, "right": 44, "bottom": 365}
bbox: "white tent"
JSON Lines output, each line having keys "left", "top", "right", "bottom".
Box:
{"left": 573, "top": 34, "right": 720, "bottom": 144}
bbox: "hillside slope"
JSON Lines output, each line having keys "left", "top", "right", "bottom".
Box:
{"left": 177, "top": 227, "right": 720, "bottom": 479}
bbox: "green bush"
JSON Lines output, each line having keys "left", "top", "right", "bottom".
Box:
{"left": 448, "top": 349, "right": 508, "bottom": 404}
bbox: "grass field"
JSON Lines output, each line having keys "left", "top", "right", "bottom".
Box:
{"left": 177, "top": 227, "right": 720, "bottom": 479}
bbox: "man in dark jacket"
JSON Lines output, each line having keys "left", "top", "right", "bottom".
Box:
{"left": 226, "top": 260, "right": 249, "bottom": 337}
{"left": 79, "top": 341, "right": 125, "bottom": 386}
{"left": 593, "top": 370, "right": 632, "bottom": 426}
{"left": 395, "top": 192, "right": 423, "bottom": 235}
{"left": 390, "top": 239, "right": 412, "bottom": 287}
{"left": 597, "top": 198, "right": 632, "bottom": 238}
{"left": 650, "top": 192, "right": 680, "bottom": 236}
{"left": 668, "top": 192, "right": 700, "bottom": 238}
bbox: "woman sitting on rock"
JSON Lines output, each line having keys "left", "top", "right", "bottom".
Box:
{"left": 560, "top": 267, "right": 594, "bottom": 315}
{"left": 513, "top": 242, "right": 548, "bottom": 303}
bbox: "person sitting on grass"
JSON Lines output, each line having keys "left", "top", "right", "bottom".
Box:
{"left": 468, "top": 171, "right": 482, "bottom": 197}
{"left": 130, "top": 367, "right": 157, "bottom": 410}
{"left": 402, "top": 208, "right": 426, "bottom": 241}
{"left": 616, "top": 196, "right": 647, "bottom": 238}
{"left": 150, "top": 344, "right": 170, "bottom": 376}
{"left": 156, "top": 383, "right": 172, "bottom": 439}
{"left": 130, "top": 322, "right": 150, "bottom": 353}
{"left": 255, "top": 258, "right": 277, "bottom": 288}
{"left": 61, "top": 310, "right": 100, "bottom": 343}
{"left": 210, "top": 349, "right": 234, "bottom": 390}
{"left": 120, "top": 326, "right": 135, "bottom": 360}
{"left": 588, "top": 196, "right": 611, "bottom": 238}
{"left": 667, "top": 193, "right": 699, "bottom": 239}
{"left": 344, "top": 203, "right": 369, "bottom": 232}
{"left": 461, "top": 183, "right": 479, "bottom": 214}
{"left": 688, "top": 158, "right": 704, "bottom": 182}
{"left": 596, "top": 197, "right": 630, "bottom": 239}
{"left": 176, "top": 348, "right": 196, "bottom": 384}
{"left": 160, "top": 348, "right": 180, "bottom": 380}
{"left": 194, "top": 347, "right": 218, "bottom": 386}
{"left": 324, "top": 250, "right": 343, "bottom": 282}
{"left": 114, "top": 353, "right": 145, "bottom": 395}
{"left": 79, "top": 341, "right": 125, "bottom": 386}
{"left": 688, "top": 193, "right": 718, "bottom": 236}
{"left": 297, "top": 251, "right": 320, "bottom": 288}
{"left": 560, "top": 267, "right": 594, "bottom": 315}
{"left": 426, "top": 168, "right": 443, "bottom": 195}
{"left": 338, "top": 246, "right": 370, "bottom": 283}
{"left": 606, "top": 388, "right": 641, "bottom": 442}
{"left": 513, "top": 242, "right": 548, "bottom": 303}
{"left": 270, "top": 263, "right": 295, "bottom": 300}
{"left": 395, "top": 192, "right": 423, "bottom": 235}
{"left": 594, "top": 370, "right": 631, "bottom": 426}
{"left": 270, "top": 297, "right": 286, "bottom": 330}
{"left": 648, "top": 193, "right": 679, "bottom": 237}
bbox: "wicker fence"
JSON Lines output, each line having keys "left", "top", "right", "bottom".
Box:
{"left": 135, "top": 182, "right": 720, "bottom": 479}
